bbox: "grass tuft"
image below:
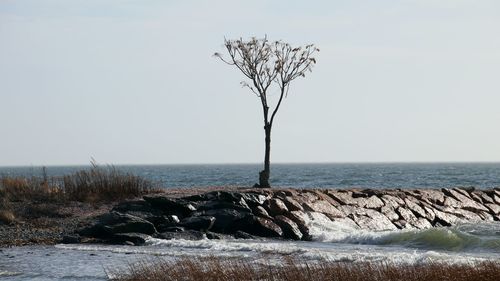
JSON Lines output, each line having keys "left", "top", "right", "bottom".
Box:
{"left": 0, "top": 164, "right": 156, "bottom": 203}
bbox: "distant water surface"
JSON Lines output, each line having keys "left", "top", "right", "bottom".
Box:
{"left": 1, "top": 163, "right": 499, "bottom": 189}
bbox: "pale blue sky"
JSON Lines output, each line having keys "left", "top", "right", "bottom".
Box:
{"left": 1, "top": 0, "right": 499, "bottom": 166}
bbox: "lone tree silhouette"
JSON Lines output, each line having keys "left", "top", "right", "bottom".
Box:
{"left": 215, "top": 37, "right": 318, "bottom": 188}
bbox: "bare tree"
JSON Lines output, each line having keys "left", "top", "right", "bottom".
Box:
{"left": 215, "top": 37, "right": 318, "bottom": 187}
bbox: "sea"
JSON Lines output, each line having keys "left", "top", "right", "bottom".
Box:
{"left": 1, "top": 163, "right": 500, "bottom": 280}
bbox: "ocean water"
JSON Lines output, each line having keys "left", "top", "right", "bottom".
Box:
{"left": 1, "top": 162, "right": 500, "bottom": 189}
{"left": 1, "top": 163, "right": 500, "bottom": 280}
{"left": 1, "top": 221, "right": 500, "bottom": 280}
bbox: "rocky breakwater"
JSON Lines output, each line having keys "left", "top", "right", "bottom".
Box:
{"left": 74, "top": 188, "right": 500, "bottom": 245}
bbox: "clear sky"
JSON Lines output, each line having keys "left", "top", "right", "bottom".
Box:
{"left": 1, "top": 0, "right": 499, "bottom": 166}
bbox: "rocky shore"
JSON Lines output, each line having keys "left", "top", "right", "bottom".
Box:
{"left": 73, "top": 187, "right": 500, "bottom": 245}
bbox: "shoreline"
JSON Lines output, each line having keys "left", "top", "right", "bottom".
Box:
{"left": 2, "top": 186, "right": 499, "bottom": 247}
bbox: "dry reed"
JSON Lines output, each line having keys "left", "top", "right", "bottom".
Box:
{"left": 114, "top": 256, "right": 500, "bottom": 281}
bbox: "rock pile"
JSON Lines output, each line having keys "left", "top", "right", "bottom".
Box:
{"left": 75, "top": 188, "right": 500, "bottom": 245}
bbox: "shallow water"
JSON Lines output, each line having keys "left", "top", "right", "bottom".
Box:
{"left": 1, "top": 222, "right": 499, "bottom": 281}
{"left": 1, "top": 163, "right": 500, "bottom": 189}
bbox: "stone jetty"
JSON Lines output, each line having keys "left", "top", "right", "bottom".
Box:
{"left": 75, "top": 187, "right": 500, "bottom": 245}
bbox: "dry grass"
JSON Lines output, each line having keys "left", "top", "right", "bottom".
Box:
{"left": 114, "top": 256, "right": 500, "bottom": 281}
{"left": 0, "top": 164, "right": 156, "bottom": 204}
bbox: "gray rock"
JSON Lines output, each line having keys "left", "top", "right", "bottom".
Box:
{"left": 443, "top": 188, "right": 489, "bottom": 213}
{"left": 239, "top": 216, "right": 283, "bottom": 238}
{"left": 282, "top": 197, "right": 304, "bottom": 211}
{"left": 396, "top": 207, "right": 418, "bottom": 224}
{"left": 412, "top": 218, "right": 433, "bottom": 229}
{"left": 264, "top": 198, "right": 289, "bottom": 216}
{"left": 380, "top": 206, "right": 400, "bottom": 221}
{"left": 418, "top": 190, "right": 446, "bottom": 205}
{"left": 404, "top": 197, "right": 426, "bottom": 218}
{"left": 432, "top": 209, "right": 461, "bottom": 226}
{"left": 352, "top": 213, "right": 397, "bottom": 231}
{"left": 303, "top": 200, "right": 344, "bottom": 218}
{"left": 327, "top": 191, "right": 357, "bottom": 205}
{"left": 381, "top": 195, "right": 404, "bottom": 208}
{"left": 362, "top": 196, "right": 385, "bottom": 209}
{"left": 284, "top": 211, "right": 311, "bottom": 240}
{"left": 485, "top": 203, "right": 500, "bottom": 215}
{"left": 275, "top": 215, "right": 303, "bottom": 240}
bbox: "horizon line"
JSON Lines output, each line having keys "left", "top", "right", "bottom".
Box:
{"left": 1, "top": 161, "right": 500, "bottom": 168}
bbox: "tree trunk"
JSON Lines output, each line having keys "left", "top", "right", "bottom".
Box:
{"left": 259, "top": 124, "right": 271, "bottom": 188}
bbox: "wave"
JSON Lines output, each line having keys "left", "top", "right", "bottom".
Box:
{"left": 305, "top": 213, "right": 500, "bottom": 252}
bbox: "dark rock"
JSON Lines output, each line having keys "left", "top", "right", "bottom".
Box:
{"left": 238, "top": 216, "right": 283, "bottom": 238}
{"left": 275, "top": 215, "right": 303, "bottom": 240}
{"left": 252, "top": 206, "right": 272, "bottom": 219}
{"left": 233, "top": 230, "right": 258, "bottom": 239}
{"left": 79, "top": 212, "right": 156, "bottom": 237}
{"left": 143, "top": 195, "right": 196, "bottom": 217}
{"left": 264, "top": 198, "right": 289, "bottom": 216}
{"left": 112, "top": 200, "right": 155, "bottom": 213}
{"left": 203, "top": 208, "right": 251, "bottom": 233}
{"left": 197, "top": 201, "right": 251, "bottom": 213}
{"left": 111, "top": 233, "right": 151, "bottom": 246}
{"left": 61, "top": 235, "right": 81, "bottom": 244}
{"left": 180, "top": 216, "right": 215, "bottom": 231}
{"left": 161, "top": 226, "right": 185, "bottom": 232}
{"left": 155, "top": 215, "right": 181, "bottom": 232}
{"left": 157, "top": 230, "right": 206, "bottom": 240}
{"left": 284, "top": 211, "right": 311, "bottom": 240}
{"left": 240, "top": 192, "right": 269, "bottom": 207}
{"left": 327, "top": 191, "right": 358, "bottom": 205}
{"left": 205, "top": 232, "right": 226, "bottom": 239}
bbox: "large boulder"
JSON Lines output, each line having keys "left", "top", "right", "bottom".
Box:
{"left": 442, "top": 188, "right": 489, "bottom": 213}
{"left": 303, "top": 200, "right": 344, "bottom": 218}
{"left": 180, "top": 216, "right": 215, "bottom": 231}
{"left": 79, "top": 212, "right": 157, "bottom": 238}
{"left": 282, "top": 197, "right": 304, "bottom": 211}
{"left": 275, "top": 215, "right": 303, "bottom": 240}
{"left": 196, "top": 200, "right": 251, "bottom": 213}
{"left": 264, "top": 198, "right": 289, "bottom": 216}
{"left": 284, "top": 210, "right": 311, "bottom": 240}
{"left": 202, "top": 208, "right": 251, "bottom": 233}
{"left": 238, "top": 216, "right": 283, "bottom": 238}
{"left": 143, "top": 195, "right": 196, "bottom": 217}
